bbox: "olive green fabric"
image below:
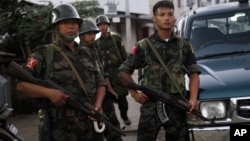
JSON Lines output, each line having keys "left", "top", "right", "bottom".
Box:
{"left": 27, "top": 40, "right": 106, "bottom": 141}
{"left": 80, "top": 44, "right": 123, "bottom": 141}
{"left": 119, "top": 33, "right": 200, "bottom": 141}
{"left": 96, "top": 33, "right": 129, "bottom": 121}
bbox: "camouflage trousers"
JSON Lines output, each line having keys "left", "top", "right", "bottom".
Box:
{"left": 107, "top": 68, "right": 129, "bottom": 121}
{"left": 137, "top": 101, "right": 189, "bottom": 141}
{"left": 102, "top": 97, "right": 123, "bottom": 141}
{"left": 39, "top": 116, "right": 104, "bottom": 141}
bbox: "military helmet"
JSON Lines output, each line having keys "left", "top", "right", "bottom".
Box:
{"left": 79, "top": 19, "right": 100, "bottom": 36}
{"left": 96, "top": 15, "right": 111, "bottom": 25}
{"left": 49, "top": 3, "right": 83, "bottom": 27}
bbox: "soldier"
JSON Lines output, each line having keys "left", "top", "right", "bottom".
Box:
{"left": 118, "top": 1, "right": 201, "bottom": 141}
{"left": 79, "top": 19, "right": 123, "bottom": 141}
{"left": 16, "top": 3, "right": 106, "bottom": 141}
{"left": 95, "top": 15, "right": 131, "bottom": 126}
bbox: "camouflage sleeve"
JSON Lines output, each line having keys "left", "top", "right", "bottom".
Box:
{"left": 116, "top": 35, "right": 128, "bottom": 61}
{"left": 25, "top": 45, "right": 46, "bottom": 78}
{"left": 183, "top": 40, "right": 201, "bottom": 74}
{"left": 95, "top": 70, "right": 107, "bottom": 87}
{"left": 119, "top": 43, "right": 146, "bottom": 74}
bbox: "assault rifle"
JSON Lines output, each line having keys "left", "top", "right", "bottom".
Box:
{"left": 6, "top": 61, "right": 125, "bottom": 136}
{"left": 117, "top": 75, "right": 215, "bottom": 123}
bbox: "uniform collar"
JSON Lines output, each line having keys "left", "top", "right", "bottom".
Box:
{"left": 53, "top": 40, "right": 80, "bottom": 53}
{"left": 150, "top": 30, "right": 179, "bottom": 42}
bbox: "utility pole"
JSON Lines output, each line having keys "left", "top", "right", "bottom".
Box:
{"left": 125, "top": 0, "right": 132, "bottom": 51}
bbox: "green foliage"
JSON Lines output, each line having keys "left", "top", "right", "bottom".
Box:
{"left": 0, "top": 0, "right": 100, "bottom": 62}
{"left": 0, "top": 0, "right": 53, "bottom": 60}
{"left": 73, "top": 0, "right": 100, "bottom": 19}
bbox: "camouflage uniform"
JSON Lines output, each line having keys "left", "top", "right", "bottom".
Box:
{"left": 81, "top": 45, "right": 123, "bottom": 141}
{"left": 26, "top": 40, "right": 106, "bottom": 141}
{"left": 96, "top": 33, "right": 130, "bottom": 122}
{"left": 119, "top": 33, "right": 201, "bottom": 141}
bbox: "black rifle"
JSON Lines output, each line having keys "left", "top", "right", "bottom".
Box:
{"left": 6, "top": 61, "right": 125, "bottom": 136}
{"left": 117, "top": 75, "right": 215, "bottom": 123}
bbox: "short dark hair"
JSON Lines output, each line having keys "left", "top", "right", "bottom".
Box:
{"left": 153, "top": 0, "right": 174, "bottom": 15}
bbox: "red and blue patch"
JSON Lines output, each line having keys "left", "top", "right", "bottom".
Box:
{"left": 26, "top": 57, "right": 38, "bottom": 69}
{"left": 130, "top": 45, "right": 138, "bottom": 54}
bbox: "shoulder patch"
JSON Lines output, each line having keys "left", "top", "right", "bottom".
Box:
{"left": 131, "top": 45, "right": 138, "bottom": 54}
{"left": 26, "top": 57, "right": 38, "bottom": 69}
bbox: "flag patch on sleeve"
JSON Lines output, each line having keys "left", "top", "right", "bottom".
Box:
{"left": 131, "top": 45, "right": 138, "bottom": 54}
{"left": 26, "top": 57, "right": 38, "bottom": 69}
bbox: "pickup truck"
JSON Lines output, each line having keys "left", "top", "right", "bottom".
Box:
{"left": 175, "top": 0, "right": 250, "bottom": 141}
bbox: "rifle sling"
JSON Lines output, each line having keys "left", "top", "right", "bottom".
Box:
{"left": 50, "top": 44, "right": 91, "bottom": 102}
{"left": 144, "top": 38, "right": 184, "bottom": 96}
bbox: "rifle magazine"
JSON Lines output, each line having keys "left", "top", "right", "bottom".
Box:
{"left": 156, "top": 101, "right": 169, "bottom": 124}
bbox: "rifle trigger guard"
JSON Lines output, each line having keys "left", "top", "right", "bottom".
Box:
{"left": 93, "top": 121, "right": 106, "bottom": 133}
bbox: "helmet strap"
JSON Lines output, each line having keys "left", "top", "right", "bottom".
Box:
{"left": 51, "top": 27, "right": 77, "bottom": 42}
{"left": 59, "top": 33, "right": 76, "bottom": 42}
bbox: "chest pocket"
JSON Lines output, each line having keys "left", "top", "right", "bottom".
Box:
{"left": 73, "top": 51, "right": 97, "bottom": 85}
{"left": 138, "top": 38, "right": 188, "bottom": 93}
{"left": 44, "top": 45, "right": 79, "bottom": 94}
{"left": 99, "top": 46, "right": 121, "bottom": 66}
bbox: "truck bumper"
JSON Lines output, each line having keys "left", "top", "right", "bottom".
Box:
{"left": 189, "top": 126, "right": 229, "bottom": 141}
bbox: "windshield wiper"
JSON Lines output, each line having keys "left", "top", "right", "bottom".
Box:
{"left": 196, "top": 50, "right": 250, "bottom": 60}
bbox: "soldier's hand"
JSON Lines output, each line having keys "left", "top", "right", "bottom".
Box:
{"left": 107, "top": 89, "right": 119, "bottom": 99}
{"left": 187, "top": 99, "right": 198, "bottom": 117}
{"left": 132, "top": 92, "right": 149, "bottom": 104}
{"left": 189, "top": 98, "right": 198, "bottom": 112}
{"left": 49, "top": 89, "right": 68, "bottom": 107}
{"left": 88, "top": 107, "right": 103, "bottom": 121}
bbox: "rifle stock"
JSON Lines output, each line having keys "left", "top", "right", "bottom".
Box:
{"left": 6, "top": 61, "right": 125, "bottom": 136}
{"left": 117, "top": 74, "right": 215, "bottom": 123}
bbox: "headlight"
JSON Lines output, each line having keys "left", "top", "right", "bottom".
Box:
{"left": 200, "top": 101, "right": 226, "bottom": 119}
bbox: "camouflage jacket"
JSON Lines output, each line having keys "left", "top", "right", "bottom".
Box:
{"left": 119, "top": 32, "right": 201, "bottom": 93}
{"left": 25, "top": 40, "right": 106, "bottom": 102}
{"left": 95, "top": 32, "right": 127, "bottom": 69}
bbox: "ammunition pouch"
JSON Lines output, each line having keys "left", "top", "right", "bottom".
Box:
{"left": 50, "top": 108, "right": 85, "bottom": 121}
{"left": 156, "top": 101, "right": 169, "bottom": 124}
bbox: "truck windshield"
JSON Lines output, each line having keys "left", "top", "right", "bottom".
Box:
{"left": 190, "top": 10, "right": 250, "bottom": 52}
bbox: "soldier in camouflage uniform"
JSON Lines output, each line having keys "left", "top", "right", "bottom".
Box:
{"left": 16, "top": 3, "right": 106, "bottom": 141}
{"left": 118, "top": 1, "right": 201, "bottom": 141}
{"left": 95, "top": 15, "right": 131, "bottom": 125}
{"left": 79, "top": 19, "right": 123, "bottom": 141}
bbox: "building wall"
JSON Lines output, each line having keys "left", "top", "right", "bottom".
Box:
{"left": 105, "top": 0, "right": 230, "bottom": 52}
{"left": 149, "top": 0, "right": 229, "bottom": 18}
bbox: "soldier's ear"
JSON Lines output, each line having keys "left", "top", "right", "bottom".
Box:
{"left": 152, "top": 16, "right": 156, "bottom": 23}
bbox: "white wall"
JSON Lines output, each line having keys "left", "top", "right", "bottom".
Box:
{"left": 99, "top": 0, "right": 150, "bottom": 15}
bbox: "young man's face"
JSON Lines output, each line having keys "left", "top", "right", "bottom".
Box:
{"left": 82, "top": 32, "right": 96, "bottom": 44}
{"left": 58, "top": 19, "right": 79, "bottom": 37}
{"left": 153, "top": 7, "right": 175, "bottom": 31}
{"left": 97, "top": 23, "right": 109, "bottom": 34}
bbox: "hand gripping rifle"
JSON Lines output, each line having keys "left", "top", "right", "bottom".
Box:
{"left": 117, "top": 75, "right": 215, "bottom": 124}
{"left": 6, "top": 61, "right": 126, "bottom": 137}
